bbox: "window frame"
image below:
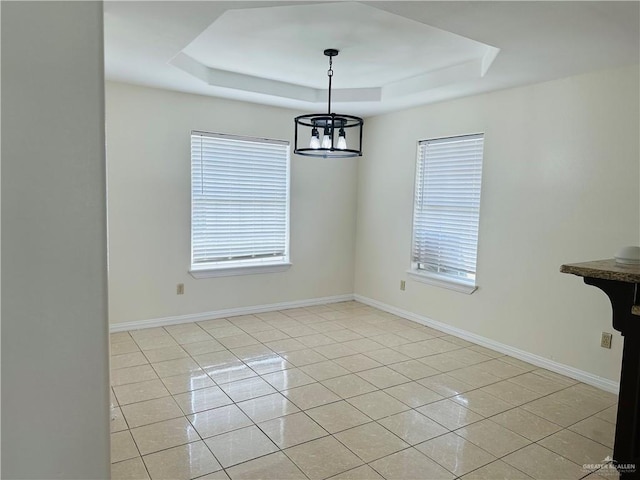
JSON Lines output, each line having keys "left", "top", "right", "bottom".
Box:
{"left": 189, "top": 130, "right": 291, "bottom": 279}
{"left": 408, "top": 133, "right": 484, "bottom": 294}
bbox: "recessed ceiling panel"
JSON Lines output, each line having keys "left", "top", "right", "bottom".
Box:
{"left": 175, "top": 1, "right": 497, "bottom": 100}
{"left": 105, "top": 1, "right": 639, "bottom": 115}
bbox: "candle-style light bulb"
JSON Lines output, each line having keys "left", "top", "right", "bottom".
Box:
{"left": 321, "top": 126, "right": 332, "bottom": 149}
{"left": 337, "top": 128, "right": 347, "bottom": 150}
{"left": 309, "top": 127, "right": 320, "bottom": 149}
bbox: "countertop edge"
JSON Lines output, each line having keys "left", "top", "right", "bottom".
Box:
{"left": 561, "top": 259, "right": 640, "bottom": 283}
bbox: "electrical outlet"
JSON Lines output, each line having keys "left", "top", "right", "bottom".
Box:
{"left": 400, "top": 280, "right": 406, "bottom": 291}
{"left": 177, "top": 283, "right": 185, "bottom": 295}
{"left": 601, "top": 332, "right": 612, "bottom": 349}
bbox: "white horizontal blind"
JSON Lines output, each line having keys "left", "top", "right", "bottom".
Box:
{"left": 412, "top": 133, "right": 484, "bottom": 284}
{"left": 191, "top": 131, "right": 290, "bottom": 268}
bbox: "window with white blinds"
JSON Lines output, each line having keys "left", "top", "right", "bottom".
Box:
{"left": 411, "top": 133, "right": 484, "bottom": 290}
{"left": 190, "top": 131, "right": 290, "bottom": 274}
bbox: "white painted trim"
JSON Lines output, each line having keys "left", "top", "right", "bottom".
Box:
{"left": 407, "top": 270, "right": 477, "bottom": 294}
{"left": 354, "top": 294, "right": 620, "bottom": 394}
{"left": 190, "top": 263, "right": 291, "bottom": 279}
{"left": 109, "top": 294, "right": 355, "bottom": 333}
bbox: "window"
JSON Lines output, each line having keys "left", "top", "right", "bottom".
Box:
{"left": 409, "top": 133, "right": 484, "bottom": 294}
{"left": 190, "top": 131, "right": 290, "bottom": 278}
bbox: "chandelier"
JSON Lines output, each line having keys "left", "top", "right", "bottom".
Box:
{"left": 294, "top": 49, "right": 364, "bottom": 158}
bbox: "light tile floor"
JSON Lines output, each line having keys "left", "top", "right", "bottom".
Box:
{"left": 110, "top": 301, "right": 619, "bottom": 480}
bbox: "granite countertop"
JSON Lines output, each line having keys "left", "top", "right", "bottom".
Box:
{"left": 560, "top": 259, "right": 640, "bottom": 283}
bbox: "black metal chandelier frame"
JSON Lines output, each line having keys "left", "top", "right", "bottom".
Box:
{"left": 294, "top": 49, "right": 364, "bottom": 158}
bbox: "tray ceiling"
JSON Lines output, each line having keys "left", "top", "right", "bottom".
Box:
{"left": 104, "top": 1, "right": 639, "bottom": 116}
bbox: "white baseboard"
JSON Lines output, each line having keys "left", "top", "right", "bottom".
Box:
{"left": 110, "top": 294, "right": 355, "bottom": 333}
{"left": 110, "top": 290, "right": 619, "bottom": 394}
{"left": 354, "top": 294, "right": 620, "bottom": 394}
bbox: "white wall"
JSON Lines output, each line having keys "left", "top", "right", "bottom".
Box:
{"left": 106, "top": 83, "right": 358, "bottom": 325}
{"left": 107, "top": 66, "right": 639, "bottom": 383}
{"left": 2, "top": 2, "right": 110, "bottom": 478}
{"left": 355, "top": 65, "right": 639, "bottom": 383}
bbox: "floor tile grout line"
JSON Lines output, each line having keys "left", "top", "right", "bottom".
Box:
{"left": 110, "top": 302, "right": 616, "bottom": 479}
{"left": 331, "top": 419, "right": 413, "bottom": 463}
{"left": 113, "top": 358, "right": 612, "bottom": 442}
{"left": 451, "top": 445, "right": 535, "bottom": 480}
{"left": 456, "top": 408, "right": 615, "bottom": 474}
{"left": 113, "top": 367, "right": 611, "bottom": 442}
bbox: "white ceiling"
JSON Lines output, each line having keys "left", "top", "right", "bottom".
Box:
{"left": 104, "top": 1, "right": 640, "bottom": 116}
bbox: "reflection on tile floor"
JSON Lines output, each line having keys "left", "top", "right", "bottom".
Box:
{"left": 110, "top": 301, "right": 619, "bottom": 480}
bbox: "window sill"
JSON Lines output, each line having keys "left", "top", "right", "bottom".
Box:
{"left": 190, "top": 262, "right": 292, "bottom": 279}
{"left": 407, "top": 270, "right": 478, "bottom": 294}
